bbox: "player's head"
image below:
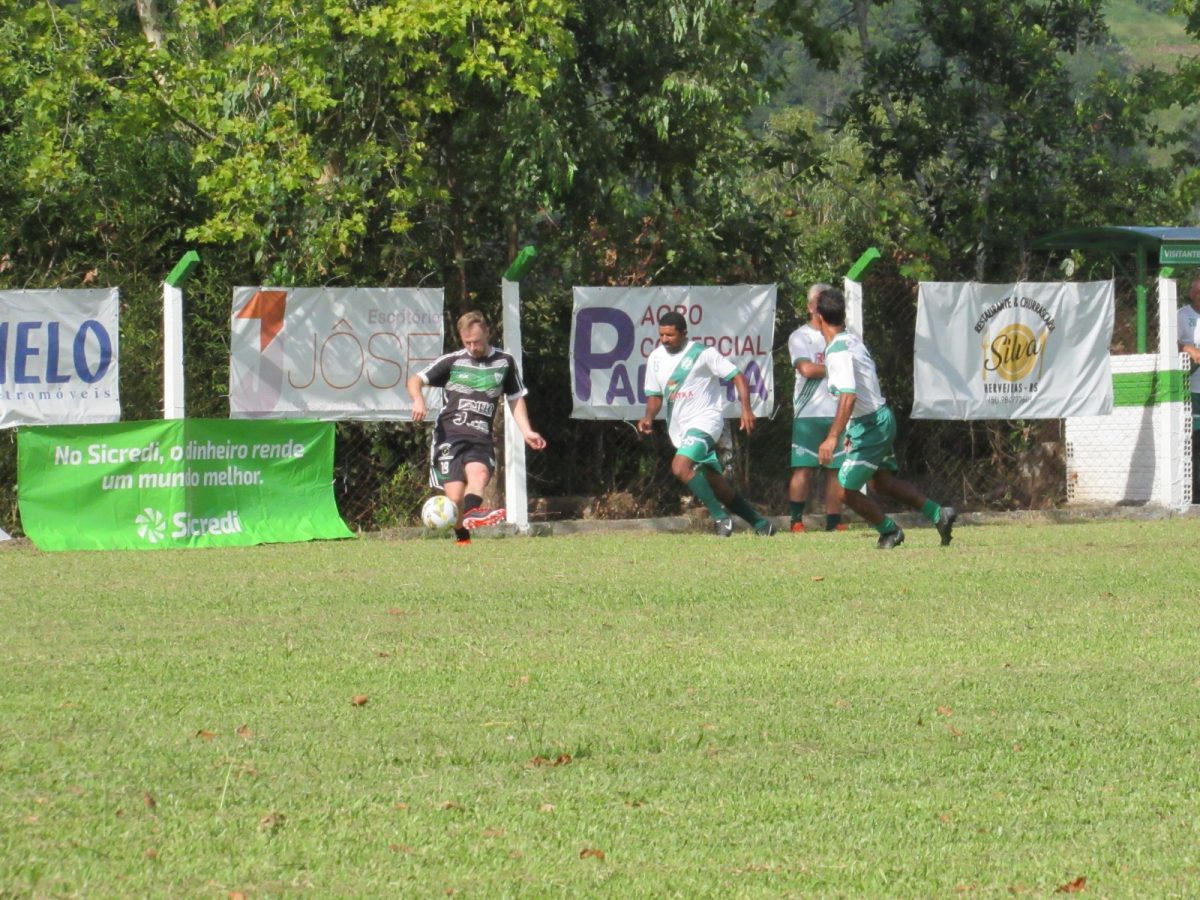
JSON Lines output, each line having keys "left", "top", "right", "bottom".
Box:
{"left": 814, "top": 286, "right": 846, "bottom": 328}
{"left": 457, "top": 310, "right": 491, "bottom": 358}
{"left": 806, "top": 282, "right": 833, "bottom": 319}
{"left": 658, "top": 311, "right": 688, "bottom": 353}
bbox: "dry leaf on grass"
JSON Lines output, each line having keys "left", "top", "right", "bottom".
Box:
{"left": 528, "top": 754, "right": 572, "bottom": 767}
{"left": 195, "top": 730, "right": 216, "bottom": 740}
{"left": 351, "top": 695, "right": 369, "bottom": 706}
{"left": 579, "top": 848, "right": 605, "bottom": 860}
{"left": 1056, "top": 876, "right": 1087, "bottom": 893}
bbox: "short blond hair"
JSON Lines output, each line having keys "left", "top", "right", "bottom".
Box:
{"left": 457, "top": 310, "right": 490, "bottom": 335}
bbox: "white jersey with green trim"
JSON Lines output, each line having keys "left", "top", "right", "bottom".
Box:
{"left": 644, "top": 341, "right": 739, "bottom": 447}
{"left": 824, "top": 330, "right": 887, "bottom": 417}
{"left": 1178, "top": 303, "right": 1200, "bottom": 393}
{"left": 788, "top": 323, "right": 838, "bottom": 418}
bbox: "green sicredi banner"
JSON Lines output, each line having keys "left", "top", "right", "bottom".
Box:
{"left": 18, "top": 419, "right": 354, "bottom": 550}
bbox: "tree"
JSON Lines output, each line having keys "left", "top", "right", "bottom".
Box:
{"left": 834, "top": 0, "right": 1186, "bottom": 281}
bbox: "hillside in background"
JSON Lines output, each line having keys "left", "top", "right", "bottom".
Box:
{"left": 768, "top": 0, "right": 1198, "bottom": 120}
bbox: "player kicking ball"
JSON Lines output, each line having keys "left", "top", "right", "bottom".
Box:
{"left": 812, "top": 287, "right": 956, "bottom": 549}
{"left": 408, "top": 310, "right": 546, "bottom": 545}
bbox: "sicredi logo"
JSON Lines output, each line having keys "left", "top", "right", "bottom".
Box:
{"left": 134, "top": 507, "right": 244, "bottom": 543}
{"left": 135, "top": 507, "right": 167, "bottom": 544}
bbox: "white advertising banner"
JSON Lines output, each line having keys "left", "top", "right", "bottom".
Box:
{"left": 0, "top": 288, "right": 120, "bottom": 430}
{"left": 230, "top": 287, "right": 444, "bottom": 420}
{"left": 913, "top": 281, "right": 1115, "bottom": 420}
{"left": 569, "top": 285, "right": 777, "bottom": 420}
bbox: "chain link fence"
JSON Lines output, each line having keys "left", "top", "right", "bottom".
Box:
{"left": 0, "top": 265, "right": 1172, "bottom": 539}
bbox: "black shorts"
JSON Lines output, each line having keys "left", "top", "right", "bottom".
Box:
{"left": 429, "top": 436, "right": 496, "bottom": 487}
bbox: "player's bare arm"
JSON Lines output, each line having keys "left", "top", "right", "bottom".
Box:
{"left": 406, "top": 374, "right": 428, "bottom": 421}
{"left": 732, "top": 373, "right": 755, "bottom": 434}
{"left": 819, "top": 393, "right": 856, "bottom": 465}
{"left": 795, "top": 359, "right": 827, "bottom": 379}
{"left": 638, "top": 395, "right": 663, "bottom": 434}
{"left": 508, "top": 397, "right": 547, "bottom": 450}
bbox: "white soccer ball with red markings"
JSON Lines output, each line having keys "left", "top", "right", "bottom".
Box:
{"left": 421, "top": 495, "right": 458, "bottom": 531}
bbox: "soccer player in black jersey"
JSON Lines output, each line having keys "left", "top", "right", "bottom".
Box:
{"left": 407, "top": 311, "right": 546, "bottom": 544}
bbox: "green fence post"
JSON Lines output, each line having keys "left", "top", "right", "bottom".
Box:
{"left": 845, "top": 247, "right": 881, "bottom": 281}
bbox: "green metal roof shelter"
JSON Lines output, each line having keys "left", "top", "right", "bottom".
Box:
{"left": 1032, "top": 225, "right": 1200, "bottom": 352}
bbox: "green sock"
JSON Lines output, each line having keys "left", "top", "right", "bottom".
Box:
{"left": 825, "top": 513, "right": 842, "bottom": 531}
{"left": 789, "top": 501, "right": 806, "bottom": 524}
{"left": 728, "top": 493, "right": 765, "bottom": 527}
{"left": 687, "top": 473, "right": 728, "bottom": 520}
{"left": 921, "top": 499, "right": 941, "bottom": 523}
{"left": 875, "top": 516, "right": 899, "bottom": 536}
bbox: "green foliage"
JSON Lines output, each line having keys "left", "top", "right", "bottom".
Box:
{"left": 833, "top": 0, "right": 1190, "bottom": 280}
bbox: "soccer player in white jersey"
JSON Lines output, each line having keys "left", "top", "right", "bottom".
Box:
{"left": 1178, "top": 278, "right": 1200, "bottom": 501}
{"left": 637, "top": 311, "right": 775, "bottom": 536}
{"left": 787, "top": 283, "right": 847, "bottom": 533}
{"left": 812, "top": 286, "right": 956, "bottom": 549}
{"left": 408, "top": 310, "right": 546, "bottom": 545}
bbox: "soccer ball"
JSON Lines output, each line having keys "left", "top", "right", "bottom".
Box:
{"left": 421, "top": 495, "right": 458, "bottom": 531}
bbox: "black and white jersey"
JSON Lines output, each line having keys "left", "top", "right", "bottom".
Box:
{"left": 416, "top": 347, "right": 527, "bottom": 442}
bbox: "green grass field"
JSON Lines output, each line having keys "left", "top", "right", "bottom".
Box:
{"left": 3, "top": 518, "right": 1199, "bottom": 897}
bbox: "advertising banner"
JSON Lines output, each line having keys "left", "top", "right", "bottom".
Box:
{"left": 0, "top": 288, "right": 120, "bottom": 429}
{"left": 230, "top": 287, "right": 444, "bottom": 420}
{"left": 18, "top": 419, "right": 353, "bottom": 550}
{"left": 569, "top": 285, "right": 776, "bottom": 419}
{"left": 913, "top": 281, "right": 1115, "bottom": 419}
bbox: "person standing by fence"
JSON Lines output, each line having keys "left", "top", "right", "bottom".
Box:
{"left": 787, "top": 283, "right": 847, "bottom": 533}
{"left": 1178, "top": 277, "right": 1200, "bottom": 501}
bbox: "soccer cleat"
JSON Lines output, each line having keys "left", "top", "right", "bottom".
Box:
{"left": 454, "top": 528, "right": 470, "bottom": 546}
{"left": 790, "top": 521, "right": 806, "bottom": 533}
{"left": 456, "top": 537, "right": 471, "bottom": 546}
{"left": 713, "top": 517, "right": 734, "bottom": 537}
{"left": 876, "top": 527, "right": 905, "bottom": 549}
{"left": 831, "top": 523, "right": 849, "bottom": 532}
{"left": 462, "top": 506, "right": 507, "bottom": 530}
{"left": 935, "top": 506, "right": 957, "bottom": 546}
{"left": 755, "top": 520, "right": 777, "bottom": 537}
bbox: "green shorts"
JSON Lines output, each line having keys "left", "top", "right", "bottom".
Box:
{"left": 791, "top": 417, "right": 842, "bottom": 469}
{"left": 838, "top": 406, "right": 899, "bottom": 492}
{"left": 676, "top": 428, "right": 722, "bottom": 473}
